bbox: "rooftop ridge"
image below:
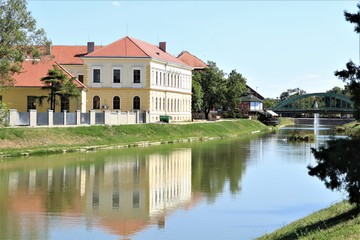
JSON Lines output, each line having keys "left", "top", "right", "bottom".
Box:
{"left": 127, "top": 36, "right": 151, "bottom": 58}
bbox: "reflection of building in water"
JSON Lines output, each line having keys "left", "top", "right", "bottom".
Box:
{"left": 148, "top": 149, "right": 192, "bottom": 218}
{"left": 84, "top": 148, "right": 192, "bottom": 236}
{"left": 0, "top": 148, "right": 193, "bottom": 239}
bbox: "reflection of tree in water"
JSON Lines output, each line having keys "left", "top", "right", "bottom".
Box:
{"left": 191, "top": 140, "right": 250, "bottom": 202}
{"left": 46, "top": 167, "right": 79, "bottom": 213}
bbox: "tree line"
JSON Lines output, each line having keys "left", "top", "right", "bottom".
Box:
{"left": 192, "top": 61, "right": 248, "bottom": 119}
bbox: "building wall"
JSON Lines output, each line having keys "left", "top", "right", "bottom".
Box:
{"left": 1, "top": 87, "right": 80, "bottom": 112}
{"left": 61, "top": 65, "right": 84, "bottom": 80}
{"left": 82, "top": 58, "right": 150, "bottom": 89}
{"left": 86, "top": 88, "right": 150, "bottom": 112}
{"left": 82, "top": 57, "right": 192, "bottom": 122}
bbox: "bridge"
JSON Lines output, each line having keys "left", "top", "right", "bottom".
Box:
{"left": 273, "top": 92, "right": 354, "bottom": 117}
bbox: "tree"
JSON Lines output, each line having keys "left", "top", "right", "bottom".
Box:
{"left": 191, "top": 73, "right": 204, "bottom": 112}
{"left": 223, "top": 70, "right": 247, "bottom": 111}
{"left": 40, "top": 65, "right": 81, "bottom": 112}
{"left": 335, "top": 61, "right": 360, "bottom": 120}
{"left": 334, "top": 3, "right": 360, "bottom": 120}
{"left": 309, "top": 2, "right": 360, "bottom": 208}
{"left": 263, "top": 98, "right": 279, "bottom": 109}
{"left": 279, "top": 88, "right": 306, "bottom": 101}
{"left": 194, "top": 61, "right": 226, "bottom": 119}
{"left": 0, "top": 0, "right": 49, "bottom": 88}
{"left": 309, "top": 138, "right": 360, "bottom": 206}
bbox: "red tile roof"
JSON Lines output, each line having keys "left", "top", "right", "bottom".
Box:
{"left": 13, "top": 59, "right": 85, "bottom": 88}
{"left": 85, "top": 36, "right": 190, "bottom": 67}
{"left": 177, "top": 51, "right": 208, "bottom": 69}
{"left": 51, "top": 45, "right": 103, "bottom": 65}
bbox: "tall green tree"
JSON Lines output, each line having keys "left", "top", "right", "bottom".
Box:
{"left": 334, "top": 3, "right": 360, "bottom": 120}
{"left": 41, "top": 65, "right": 80, "bottom": 112}
{"left": 194, "top": 61, "right": 225, "bottom": 119}
{"left": 309, "top": 2, "right": 360, "bottom": 208}
{"left": 223, "top": 70, "right": 247, "bottom": 111}
{"left": 191, "top": 74, "right": 204, "bottom": 112}
{"left": 335, "top": 61, "right": 360, "bottom": 120}
{"left": 0, "top": 0, "right": 49, "bottom": 88}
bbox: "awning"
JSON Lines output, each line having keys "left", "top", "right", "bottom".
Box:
{"left": 266, "top": 110, "right": 278, "bottom": 117}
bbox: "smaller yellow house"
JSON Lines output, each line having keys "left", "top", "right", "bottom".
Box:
{"left": 1, "top": 58, "right": 86, "bottom": 112}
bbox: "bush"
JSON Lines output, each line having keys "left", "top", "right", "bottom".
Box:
{"left": 308, "top": 138, "right": 360, "bottom": 206}
{"left": 288, "top": 130, "right": 315, "bottom": 141}
{"left": 0, "top": 102, "right": 9, "bottom": 127}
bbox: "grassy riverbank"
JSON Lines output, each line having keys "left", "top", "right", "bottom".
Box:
{"left": 335, "top": 120, "right": 360, "bottom": 136}
{"left": 257, "top": 201, "right": 360, "bottom": 240}
{"left": 0, "top": 119, "right": 272, "bottom": 158}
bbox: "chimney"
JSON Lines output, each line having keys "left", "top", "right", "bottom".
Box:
{"left": 87, "top": 42, "right": 95, "bottom": 53}
{"left": 159, "top": 42, "right": 166, "bottom": 52}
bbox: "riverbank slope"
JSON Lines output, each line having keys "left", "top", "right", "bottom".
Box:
{"left": 0, "top": 119, "right": 275, "bottom": 158}
{"left": 257, "top": 201, "right": 360, "bottom": 240}
{"left": 336, "top": 120, "right": 360, "bottom": 136}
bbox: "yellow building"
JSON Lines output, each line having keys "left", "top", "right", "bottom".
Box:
{"left": 1, "top": 59, "right": 86, "bottom": 113}
{"left": 2, "top": 36, "right": 193, "bottom": 123}
{"left": 81, "top": 37, "right": 193, "bottom": 122}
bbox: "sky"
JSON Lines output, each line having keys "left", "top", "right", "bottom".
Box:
{"left": 28, "top": 0, "right": 360, "bottom": 98}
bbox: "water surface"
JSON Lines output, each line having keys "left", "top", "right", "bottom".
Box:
{"left": 0, "top": 125, "right": 342, "bottom": 239}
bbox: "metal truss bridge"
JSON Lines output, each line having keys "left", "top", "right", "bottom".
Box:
{"left": 273, "top": 92, "right": 354, "bottom": 115}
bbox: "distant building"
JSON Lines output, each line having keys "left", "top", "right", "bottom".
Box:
{"left": 245, "top": 85, "right": 264, "bottom": 101}
{"left": 239, "top": 94, "right": 263, "bottom": 117}
{"left": 177, "top": 51, "right": 208, "bottom": 70}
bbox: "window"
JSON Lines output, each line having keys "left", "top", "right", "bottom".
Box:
{"left": 159, "top": 72, "right": 162, "bottom": 85}
{"left": 93, "top": 96, "right": 100, "bottom": 109}
{"left": 113, "top": 96, "right": 120, "bottom": 110}
{"left": 27, "top": 96, "right": 37, "bottom": 111}
{"left": 78, "top": 74, "right": 84, "bottom": 83}
{"left": 61, "top": 96, "right": 70, "bottom": 112}
{"left": 113, "top": 68, "right": 121, "bottom": 83}
{"left": 133, "top": 69, "right": 141, "bottom": 83}
{"left": 93, "top": 68, "right": 101, "bottom": 83}
{"left": 112, "top": 193, "right": 120, "bottom": 208}
{"left": 92, "top": 192, "right": 99, "bottom": 207}
{"left": 133, "top": 191, "right": 140, "bottom": 208}
{"left": 133, "top": 96, "right": 140, "bottom": 110}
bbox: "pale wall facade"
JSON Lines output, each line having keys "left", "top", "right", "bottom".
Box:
{"left": 82, "top": 57, "right": 192, "bottom": 122}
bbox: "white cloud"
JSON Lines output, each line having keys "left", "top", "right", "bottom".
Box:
{"left": 112, "top": 1, "right": 120, "bottom": 7}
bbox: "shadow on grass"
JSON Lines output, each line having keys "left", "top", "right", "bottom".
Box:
{"left": 275, "top": 206, "right": 360, "bottom": 240}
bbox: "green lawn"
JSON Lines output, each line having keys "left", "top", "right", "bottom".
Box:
{"left": 257, "top": 201, "right": 360, "bottom": 240}
{"left": 0, "top": 119, "right": 273, "bottom": 157}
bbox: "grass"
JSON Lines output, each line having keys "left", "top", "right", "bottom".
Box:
{"left": 287, "top": 130, "right": 315, "bottom": 142}
{"left": 257, "top": 201, "right": 360, "bottom": 240}
{"left": 335, "top": 121, "right": 360, "bottom": 136}
{"left": 0, "top": 119, "right": 272, "bottom": 158}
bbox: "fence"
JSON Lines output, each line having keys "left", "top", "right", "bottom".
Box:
{"left": 8, "top": 109, "right": 150, "bottom": 127}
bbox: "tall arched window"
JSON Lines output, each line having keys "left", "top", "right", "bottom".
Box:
{"left": 133, "top": 96, "right": 140, "bottom": 110}
{"left": 113, "top": 96, "right": 120, "bottom": 110}
{"left": 93, "top": 96, "right": 100, "bottom": 109}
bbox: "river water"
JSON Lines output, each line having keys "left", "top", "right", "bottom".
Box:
{"left": 0, "top": 125, "right": 343, "bottom": 240}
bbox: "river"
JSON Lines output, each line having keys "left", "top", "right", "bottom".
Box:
{"left": 0, "top": 125, "right": 343, "bottom": 240}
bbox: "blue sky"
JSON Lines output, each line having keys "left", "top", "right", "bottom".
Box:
{"left": 28, "top": 0, "right": 359, "bottom": 98}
